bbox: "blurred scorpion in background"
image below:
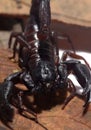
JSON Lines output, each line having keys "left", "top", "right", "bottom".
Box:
{"left": 0, "top": 0, "right": 91, "bottom": 129}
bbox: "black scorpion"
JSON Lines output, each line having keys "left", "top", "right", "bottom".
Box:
{"left": 0, "top": 0, "right": 91, "bottom": 128}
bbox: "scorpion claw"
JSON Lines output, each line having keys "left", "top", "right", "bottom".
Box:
{"left": 0, "top": 104, "right": 14, "bottom": 122}
{"left": 82, "top": 88, "right": 89, "bottom": 96}
{"left": 0, "top": 80, "right": 14, "bottom": 122}
{"left": 83, "top": 90, "right": 91, "bottom": 115}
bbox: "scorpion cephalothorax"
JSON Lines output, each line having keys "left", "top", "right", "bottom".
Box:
{"left": 0, "top": 0, "right": 91, "bottom": 129}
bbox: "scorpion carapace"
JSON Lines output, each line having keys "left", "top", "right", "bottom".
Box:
{"left": 0, "top": 0, "right": 91, "bottom": 129}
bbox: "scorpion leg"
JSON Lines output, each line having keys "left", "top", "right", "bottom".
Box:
{"left": 0, "top": 71, "right": 21, "bottom": 121}
{"left": 58, "top": 63, "right": 76, "bottom": 108}
{"left": 9, "top": 33, "right": 26, "bottom": 60}
{"left": 62, "top": 78, "right": 76, "bottom": 109}
{"left": 9, "top": 36, "right": 19, "bottom": 60}
{"left": 82, "top": 83, "right": 91, "bottom": 109}
{"left": 17, "top": 90, "right": 37, "bottom": 117}
{"left": 82, "top": 89, "right": 91, "bottom": 115}
{"left": 8, "top": 32, "right": 22, "bottom": 48}
{"left": 61, "top": 51, "right": 91, "bottom": 70}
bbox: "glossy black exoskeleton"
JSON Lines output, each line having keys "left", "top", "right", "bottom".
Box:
{"left": 0, "top": 0, "right": 91, "bottom": 129}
